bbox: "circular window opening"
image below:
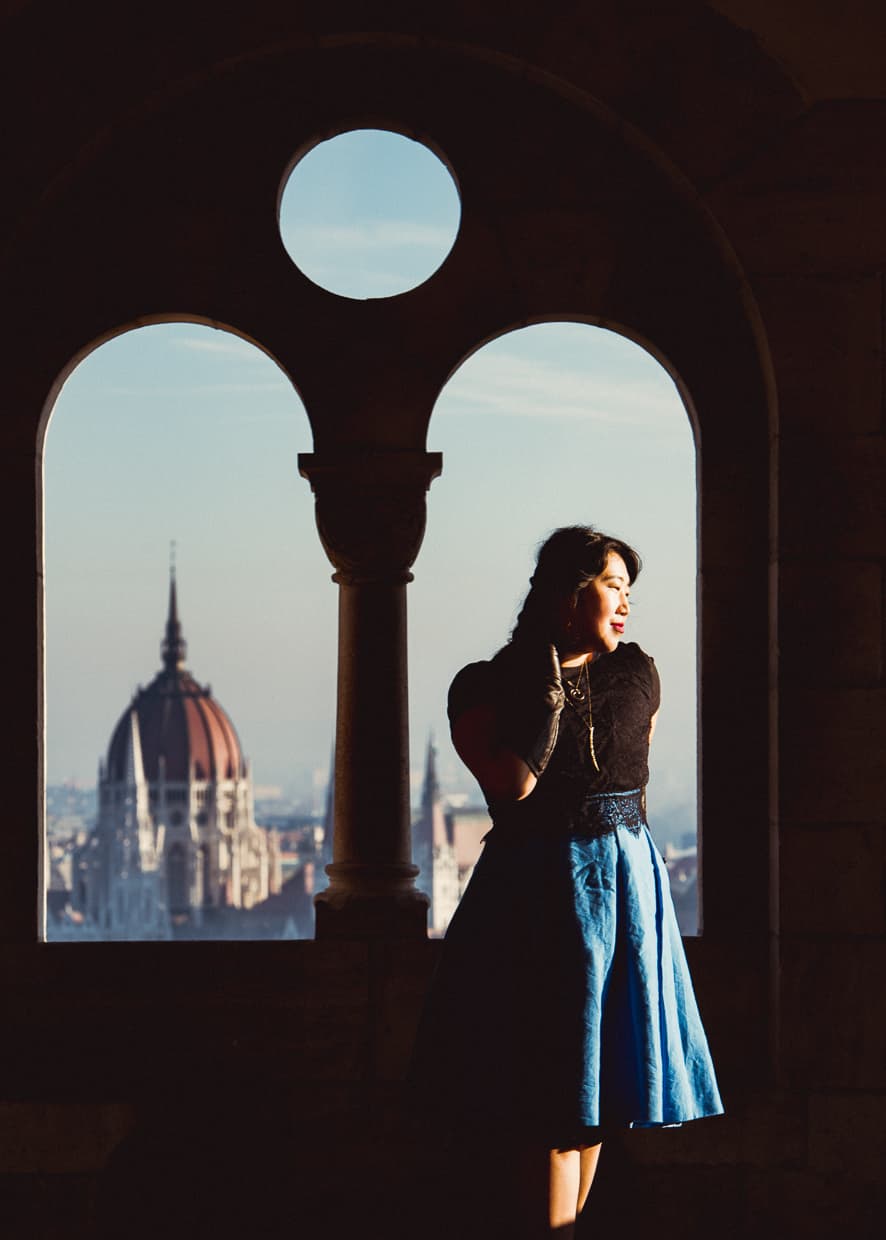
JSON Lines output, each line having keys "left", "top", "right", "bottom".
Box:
{"left": 278, "top": 128, "right": 460, "bottom": 300}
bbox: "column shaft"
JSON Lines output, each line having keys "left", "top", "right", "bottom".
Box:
{"left": 299, "top": 451, "right": 441, "bottom": 939}
{"left": 333, "top": 580, "right": 411, "bottom": 869}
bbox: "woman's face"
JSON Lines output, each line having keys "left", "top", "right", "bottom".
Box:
{"left": 568, "top": 551, "right": 631, "bottom": 656}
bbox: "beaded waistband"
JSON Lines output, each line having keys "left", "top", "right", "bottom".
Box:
{"left": 490, "top": 787, "right": 647, "bottom": 843}
{"left": 570, "top": 788, "right": 646, "bottom": 838}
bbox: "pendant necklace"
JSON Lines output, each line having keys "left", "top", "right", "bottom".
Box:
{"left": 563, "top": 659, "right": 600, "bottom": 772}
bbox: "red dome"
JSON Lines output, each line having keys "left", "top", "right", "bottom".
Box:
{"left": 107, "top": 668, "right": 244, "bottom": 783}
{"left": 105, "top": 573, "right": 245, "bottom": 783}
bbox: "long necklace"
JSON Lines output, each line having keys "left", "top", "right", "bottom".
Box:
{"left": 563, "top": 659, "right": 600, "bottom": 772}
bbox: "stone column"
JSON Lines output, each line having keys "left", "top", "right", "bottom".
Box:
{"left": 298, "top": 451, "right": 442, "bottom": 939}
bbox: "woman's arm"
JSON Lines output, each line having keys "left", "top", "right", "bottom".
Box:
{"left": 451, "top": 703, "right": 538, "bottom": 803}
{"left": 447, "top": 641, "right": 564, "bottom": 802}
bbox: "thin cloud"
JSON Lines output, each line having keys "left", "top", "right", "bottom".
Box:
{"left": 191, "top": 381, "right": 293, "bottom": 396}
{"left": 99, "top": 381, "right": 292, "bottom": 397}
{"left": 174, "top": 335, "right": 268, "bottom": 360}
{"left": 438, "top": 352, "right": 687, "bottom": 430}
{"left": 298, "top": 261, "right": 439, "bottom": 298}
{"left": 285, "top": 220, "right": 455, "bottom": 251}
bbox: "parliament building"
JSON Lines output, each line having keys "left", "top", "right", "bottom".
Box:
{"left": 67, "top": 576, "right": 281, "bottom": 939}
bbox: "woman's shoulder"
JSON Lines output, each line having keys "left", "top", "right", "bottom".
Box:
{"left": 448, "top": 643, "right": 519, "bottom": 719}
{"left": 447, "top": 659, "right": 495, "bottom": 723}
{"left": 613, "top": 642, "right": 660, "bottom": 708}
{"left": 615, "top": 640, "right": 655, "bottom": 667}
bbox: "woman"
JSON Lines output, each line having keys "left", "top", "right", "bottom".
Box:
{"left": 413, "top": 527, "right": 723, "bottom": 1237}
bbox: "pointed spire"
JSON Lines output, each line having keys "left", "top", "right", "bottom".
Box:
{"left": 421, "top": 732, "right": 440, "bottom": 816}
{"left": 161, "top": 544, "right": 187, "bottom": 672}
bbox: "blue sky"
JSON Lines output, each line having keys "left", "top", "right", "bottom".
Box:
{"left": 44, "top": 131, "right": 697, "bottom": 834}
{"left": 279, "top": 128, "right": 461, "bottom": 298}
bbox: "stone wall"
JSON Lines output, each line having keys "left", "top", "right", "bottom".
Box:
{"left": 0, "top": 3, "right": 882, "bottom": 1236}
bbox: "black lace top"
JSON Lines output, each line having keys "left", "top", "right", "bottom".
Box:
{"left": 449, "top": 641, "right": 660, "bottom": 838}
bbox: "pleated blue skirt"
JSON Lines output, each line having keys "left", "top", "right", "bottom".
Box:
{"left": 412, "top": 791, "right": 723, "bottom": 1142}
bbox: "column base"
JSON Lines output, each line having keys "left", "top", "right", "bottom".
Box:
{"left": 314, "top": 863, "right": 429, "bottom": 939}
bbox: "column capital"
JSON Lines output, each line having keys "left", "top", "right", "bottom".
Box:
{"left": 298, "top": 451, "right": 442, "bottom": 585}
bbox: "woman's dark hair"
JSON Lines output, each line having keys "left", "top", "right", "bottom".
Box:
{"left": 511, "top": 526, "right": 641, "bottom": 644}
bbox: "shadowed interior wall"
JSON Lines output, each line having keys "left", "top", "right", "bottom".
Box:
{"left": 0, "top": 3, "right": 882, "bottom": 1236}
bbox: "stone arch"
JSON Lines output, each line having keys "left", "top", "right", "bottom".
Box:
{"left": 36, "top": 314, "right": 303, "bottom": 459}
{"left": 10, "top": 26, "right": 776, "bottom": 1076}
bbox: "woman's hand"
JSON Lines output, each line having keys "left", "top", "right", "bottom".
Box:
{"left": 496, "top": 640, "right": 565, "bottom": 776}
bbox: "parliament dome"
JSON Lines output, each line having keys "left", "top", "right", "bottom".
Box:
{"left": 105, "top": 577, "right": 245, "bottom": 784}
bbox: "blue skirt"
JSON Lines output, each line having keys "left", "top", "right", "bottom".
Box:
{"left": 412, "top": 790, "right": 723, "bottom": 1142}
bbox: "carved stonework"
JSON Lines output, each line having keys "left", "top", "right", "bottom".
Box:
{"left": 298, "top": 452, "right": 443, "bottom": 585}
